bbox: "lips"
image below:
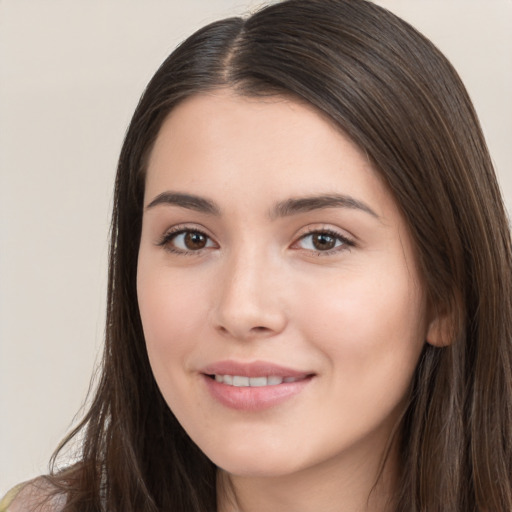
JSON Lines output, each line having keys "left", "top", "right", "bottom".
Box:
{"left": 201, "top": 360, "right": 311, "bottom": 379}
{"left": 200, "top": 360, "right": 314, "bottom": 411}
{"left": 213, "top": 374, "right": 302, "bottom": 386}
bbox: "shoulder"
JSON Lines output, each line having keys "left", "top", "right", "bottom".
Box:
{"left": 0, "top": 479, "right": 66, "bottom": 512}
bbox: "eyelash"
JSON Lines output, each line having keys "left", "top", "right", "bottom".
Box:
{"left": 156, "top": 226, "right": 355, "bottom": 256}
{"left": 157, "top": 226, "right": 214, "bottom": 255}
{"left": 294, "top": 228, "right": 355, "bottom": 256}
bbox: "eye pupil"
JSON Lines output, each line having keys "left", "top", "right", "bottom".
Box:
{"left": 184, "top": 231, "right": 207, "bottom": 250}
{"left": 313, "top": 233, "right": 336, "bottom": 251}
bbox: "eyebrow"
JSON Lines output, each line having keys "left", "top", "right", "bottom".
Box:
{"left": 146, "top": 192, "right": 220, "bottom": 215}
{"left": 145, "top": 191, "right": 378, "bottom": 219}
{"left": 270, "top": 194, "right": 379, "bottom": 219}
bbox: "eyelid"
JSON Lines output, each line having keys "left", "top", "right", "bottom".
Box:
{"left": 290, "top": 226, "right": 356, "bottom": 255}
{"left": 156, "top": 224, "right": 218, "bottom": 254}
{"left": 155, "top": 223, "right": 355, "bottom": 256}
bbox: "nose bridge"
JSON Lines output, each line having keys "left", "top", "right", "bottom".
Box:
{"left": 214, "top": 240, "right": 286, "bottom": 339}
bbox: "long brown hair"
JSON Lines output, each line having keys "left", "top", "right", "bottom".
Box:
{"left": 48, "top": 1, "right": 512, "bottom": 510}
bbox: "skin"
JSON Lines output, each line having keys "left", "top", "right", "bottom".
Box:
{"left": 137, "top": 90, "right": 440, "bottom": 512}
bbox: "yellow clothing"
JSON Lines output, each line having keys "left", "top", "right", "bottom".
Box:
{"left": 0, "top": 483, "right": 25, "bottom": 511}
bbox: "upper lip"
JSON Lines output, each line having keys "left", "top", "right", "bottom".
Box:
{"left": 200, "top": 360, "right": 313, "bottom": 379}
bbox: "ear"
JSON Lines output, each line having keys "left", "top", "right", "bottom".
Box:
{"left": 425, "top": 307, "right": 454, "bottom": 347}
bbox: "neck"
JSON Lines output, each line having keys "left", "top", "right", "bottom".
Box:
{"left": 217, "top": 442, "right": 398, "bottom": 512}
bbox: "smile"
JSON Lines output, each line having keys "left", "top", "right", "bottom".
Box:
{"left": 200, "top": 361, "right": 314, "bottom": 411}
{"left": 212, "top": 375, "right": 303, "bottom": 386}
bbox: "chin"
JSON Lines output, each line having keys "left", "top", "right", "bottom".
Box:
{"left": 219, "top": 461, "right": 300, "bottom": 479}
{"left": 205, "top": 444, "right": 306, "bottom": 478}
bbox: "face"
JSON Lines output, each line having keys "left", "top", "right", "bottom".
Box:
{"left": 137, "top": 90, "right": 432, "bottom": 480}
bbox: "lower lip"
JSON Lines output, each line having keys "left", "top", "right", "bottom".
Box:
{"left": 202, "top": 375, "right": 313, "bottom": 411}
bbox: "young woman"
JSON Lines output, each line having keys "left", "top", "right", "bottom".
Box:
{"left": 3, "top": 0, "right": 511, "bottom": 510}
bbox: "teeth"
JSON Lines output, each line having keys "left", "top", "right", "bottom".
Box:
{"left": 249, "top": 377, "right": 267, "bottom": 387}
{"left": 213, "top": 375, "right": 300, "bottom": 387}
{"left": 233, "top": 376, "right": 249, "bottom": 387}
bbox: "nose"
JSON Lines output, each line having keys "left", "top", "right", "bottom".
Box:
{"left": 212, "top": 247, "right": 288, "bottom": 341}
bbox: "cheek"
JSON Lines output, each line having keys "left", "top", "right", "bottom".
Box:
{"left": 137, "top": 262, "right": 209, "bottom": 373}
{"left": 295, "top": 262, "right": 427, "bottom": 382}
{"left": 294, "top": 269, "right": 427, "bottom": 449}
{"left": 136, "top": 264, "right": 214, "bottom": 422}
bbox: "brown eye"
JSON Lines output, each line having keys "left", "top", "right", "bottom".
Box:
{"left": 311, "top": 233, "right": 337, "bottom": 251}
{"left": 184, "top": 231, "right": 208, "bottom": 250}
{"left": 161, "top": 229, "right": 215, "bottom": 253}
{"left": 295, "top": 230, "right": 353, "bottom": 254}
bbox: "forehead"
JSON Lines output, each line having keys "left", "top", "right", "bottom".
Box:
{"left": 144, "top": 90, "right": 393, "bottom": 219}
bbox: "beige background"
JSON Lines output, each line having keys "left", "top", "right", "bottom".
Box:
{"left": 1, "top": 0, "right": 511, "bottom": 495}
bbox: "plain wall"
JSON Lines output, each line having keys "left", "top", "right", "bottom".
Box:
{"left": 1, "top": 0, "right": 511, "bottom": 496}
